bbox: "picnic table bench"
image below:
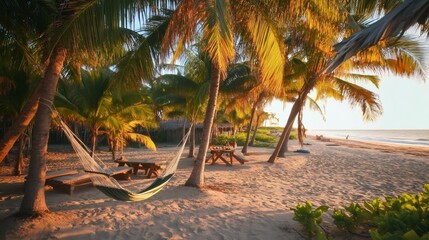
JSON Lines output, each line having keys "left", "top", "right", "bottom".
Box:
{"left": 114, "top": 158, "right": 166, "bottom": 178}
{"left": 206, "top": 146, "right": 246, "bottom": 165}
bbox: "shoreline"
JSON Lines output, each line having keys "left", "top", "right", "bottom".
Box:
{"left": 309, "top": 135, "right": 429, "bottom": 157}
{"left": 0, "top": 139, "right": 428, "bottom": 239}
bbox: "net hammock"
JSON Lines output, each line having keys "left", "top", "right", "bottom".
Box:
{"left": 57, "top": 116, "right": 191, "bottom": 202}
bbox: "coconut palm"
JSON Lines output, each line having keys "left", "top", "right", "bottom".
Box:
{"left": 160, "top": 0, "right": 285, "bottom": 187}
{"left": 55, "top": 68, "right": 156, "bottom": 160}
{"left": 1, "top": 0, "right": 171, "bottom": 216}
{"left": 0, "top": 69, "right": 39, "bottom": 175}
{"left": 268, "top": 0, "right": 428, "bottom": 163}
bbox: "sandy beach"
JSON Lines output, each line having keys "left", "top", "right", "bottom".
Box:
{"left": 0, "top": 138, "right": 428, "bottom": 240}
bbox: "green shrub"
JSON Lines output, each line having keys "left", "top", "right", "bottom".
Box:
{"left": 291, "top": 201, "right": 329, "bottom": 239}
{"left": 289, "top": 133, "right": 298, "bottom": 140}
{"left": 255, "top": 133, "right": 277, "bottom": 143}
{"left": 331, "top": 184, "right": 429, "bottom": 239}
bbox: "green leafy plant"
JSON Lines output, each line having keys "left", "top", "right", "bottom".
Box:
{"left": 370, "top": 185, "right": 429, "bottom": 239}
{"left": 331, "top": 184, "right": 429, "bottom": 239}
{"left": 291, "top": 201, "right": 329, "bottom": 239}
{"left": 332, "top": 202, "right": 373, "bottom": 232}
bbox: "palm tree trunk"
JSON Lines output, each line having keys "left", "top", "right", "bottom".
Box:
{"left": 185, "top": 63, "right": 221, "bottom": 188}
{"left": 0, "top": 86, "right": 40, "bottom": 164}
{"left": 268, "top": 76, "right": 316, "bottom": 163}
{"left": 249, "top": 114, "right": 261, "bottom": 146}
{"left": 90, "top": 127, "right": 98, "bottom": 158}
{"left": 278, "top": 127, "right": 292, "bottom": 158}
{"left": 112, "top": 140, "right": 117, "bottom": 161}
{"left": 188, "top": 122, "right": 196, "bottom": 158}
{"left": 241, "top": 100, "right": 258, "bottom": 154}
{"left": 13, "top": 135, "right": 25, "bottom": 176}
{"left": 20, "top": 47, "right": 67, "bottom": 216}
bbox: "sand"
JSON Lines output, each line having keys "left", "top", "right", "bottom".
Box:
{"left": 0, "top": 138, "right": 428, "bottom": 240}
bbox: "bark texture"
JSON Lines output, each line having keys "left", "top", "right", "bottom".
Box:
{"left": 19, "top": 47, "right": 67, "bottom": 216}
{"left": 185, "top": 64, "right": 221, "bottom": 187}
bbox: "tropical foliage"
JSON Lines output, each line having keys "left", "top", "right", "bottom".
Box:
{"left": 293, "top": 184, "right": 429, "bottom": 239}
{"left": 1, "top": 0, "right": 428, "bottom": 217}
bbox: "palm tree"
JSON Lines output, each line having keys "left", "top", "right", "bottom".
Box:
{"left": 55, "top": 68, "right": 156, "bottom": 160}
{"left": 160, "top": 0, "right": 285, "bottom": 187}
{"left": 0, "top": 69, "right": 38, "bottom": 175}
{"left": 0, "top": 1, "right": 44, "bottom": 164}
{"left": 268, "top": 0, "right": 428, "bottom": 163}
{"left": 4, "top": 0, "right": 168, "bottom": 216}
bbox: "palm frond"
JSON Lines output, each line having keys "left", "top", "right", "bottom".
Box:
{"left": 126, "top": 132, "right": 156, "bottom": 151}
{"left": 333, "top": 77, "right": 383, "bottom": 121}
{"left": 326, "top": 0, "right": 429, "bottom": 73}
{"left": 202, "top": 0, "right": 235, "bottom": 76}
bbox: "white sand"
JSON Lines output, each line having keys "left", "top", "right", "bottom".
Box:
{"left": 0, "top": 139, "right": 428, "bottom": 239}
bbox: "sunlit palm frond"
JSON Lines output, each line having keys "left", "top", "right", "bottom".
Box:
{"left": 161, "top": 0, "right": 202, "bottom": 62}
{"left": 202, "top": 0, "right": 235, "bottom": 76}
{"left": 238, "top": 6, "right": 285, "bottom": 94}
{"left": 306, "top": 96, "right": 326, "bottom": 121}
{"left": 126, "top": 132, "right": 156, "bottom": 151}
{"left": 333, "top": 77, "right": 383, "bottom": 121}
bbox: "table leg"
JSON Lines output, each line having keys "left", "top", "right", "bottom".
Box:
{"left": 218, "top": 154, "right": 231, "bottom": 166}
{"left": 132, "top": 163, "right": 139, "bottom": 174}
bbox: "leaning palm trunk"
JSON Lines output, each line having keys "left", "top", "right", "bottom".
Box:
{"left": 185, "top": 64, "right": 221, "bottom": 188}
{"left": 268, "top": 76, "right": 317, "bottom": 163}
{"left": 241, "top": 100, "right": 257, "bottom": 154}
{"left": 0, "top": 86, "right": 40, "bottom": 163}
{"left": 249, "top": 114, "right": 261, "bottom": 146}
{"left": 277, "top": 126, "right": 292, "bottom": 158}
{"left": 20, "top": 47, "right": 67, "bottom": 216}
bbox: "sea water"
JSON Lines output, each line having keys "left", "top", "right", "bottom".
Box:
{"left": 307, "top": 129, "right": 429, "bottom": 147}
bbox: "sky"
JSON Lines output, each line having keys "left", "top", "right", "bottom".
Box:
{"left": 264, "top": 74, "right": 429, "bottom": 130}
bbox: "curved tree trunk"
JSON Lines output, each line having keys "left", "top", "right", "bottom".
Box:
{"left": 241, "top": 101, "right": 257, "bottom": 154}
{"left": 0, "top": 86, "right": 40, "bottom": 164}
{"left": 188, "top": 122, "right": 195, "bottom": 158}
{"left": 185, "top": 64, "right": 220, "bottom": 188}
{"left": 249, "top": 114, "right": 260, "bottom": 146}
{"left": 268, "top": 76, "right": 317, "bottom": 163}
{"left": 278, "top": 127, "right": 292, "bottom": 158}
{"left": 20, "top": 47, "right": 67, "bottom": 216}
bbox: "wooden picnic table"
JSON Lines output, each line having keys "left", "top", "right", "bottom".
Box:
{"left": 114, "top": 159, "right": 166, "bottom": 178}
{"left": 205, "top": 147, "right": 245, "bottom": 165}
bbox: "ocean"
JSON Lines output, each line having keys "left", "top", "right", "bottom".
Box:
{"left": 307, "top": 129, "right": 429, "bottom": 147}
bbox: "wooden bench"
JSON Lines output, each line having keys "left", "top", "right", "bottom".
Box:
{"left": 45, "top": 173, "right": 93, "bottom": 195}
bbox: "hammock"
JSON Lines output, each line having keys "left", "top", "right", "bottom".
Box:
{"left": 58, "top": 118, "right": 191, "bottom": 202}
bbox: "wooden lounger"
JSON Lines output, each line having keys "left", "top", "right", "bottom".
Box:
{"left": 46, "top": 173, "right": 93, "bottom": 195}
{"left": 46, "top": 169, "right": 79, "bottom": 180}
{"left": 109, "top": 166, "right": 133, "bottom": 180}
{"left": 25, "top": 169, "right": 79, "bottom": 185}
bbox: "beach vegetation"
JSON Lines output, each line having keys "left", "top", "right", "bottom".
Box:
{"left": 295, "top": 184, "right": 429, "bottom": 239}
{"left": 291, "top": 201, "right": 329, "bottom": 240}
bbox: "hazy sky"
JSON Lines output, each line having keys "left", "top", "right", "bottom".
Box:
{"left": 265, "top": 74, "right": 429, "bottom": 130}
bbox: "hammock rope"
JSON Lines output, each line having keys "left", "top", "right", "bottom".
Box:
{"left": 58, "top": 118, "right": 191, "bottom": 201}
{"left": 40, "top": 97, "right": 192, "bottom": 202}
